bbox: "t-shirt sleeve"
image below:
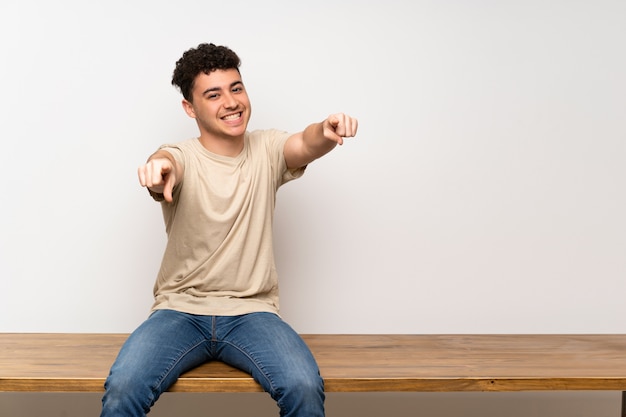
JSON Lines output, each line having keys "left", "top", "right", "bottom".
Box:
{"left": 265, "top": 129, "right": 306, "bottom": 186}
{"left": 158, "top": 144, "right": 185, "bottom": 167}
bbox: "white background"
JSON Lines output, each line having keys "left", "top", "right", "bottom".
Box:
{"left": 1, "top": 1, "right": 625, "bottom": 416}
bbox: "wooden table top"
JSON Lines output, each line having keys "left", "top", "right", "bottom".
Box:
{"left": 2, "top": 333, "right": 626, "bottom": 392}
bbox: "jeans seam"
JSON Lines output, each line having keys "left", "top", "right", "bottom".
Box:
{"left": 220, "top": 340, "right": 277, "bottom": 397}
{"left": 153, "top": 337, "right": 206, "bottom": 394}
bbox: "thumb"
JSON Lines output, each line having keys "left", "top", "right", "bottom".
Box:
{"left": 324, "top": 115, "right": 345, "bottom": 144}
{"left": 328, "top": 116, "right": 340, "bottom": 130}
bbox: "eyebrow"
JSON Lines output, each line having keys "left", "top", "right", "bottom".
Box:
{"left": 202, "top": 80, "right": 244, "bottom": 96}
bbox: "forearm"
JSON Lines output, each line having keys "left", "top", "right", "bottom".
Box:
{"left": 284, "top": 113, "right": 358, "bottom": 169}
{"left": 302, "top": 122, "right": 339, "bottom": 157}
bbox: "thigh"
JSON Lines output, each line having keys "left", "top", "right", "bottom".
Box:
{"left": 215, "top": 313, "right": 322, "bottom": 395}
{"left": 107, "top": 309, "right": 212, "bottom": 393}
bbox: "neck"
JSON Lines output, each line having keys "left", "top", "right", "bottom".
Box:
{"left": 197, "top": 133, "right": 245, "bottom": 157}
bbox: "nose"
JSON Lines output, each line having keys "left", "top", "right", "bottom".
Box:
{"left": 223, "top": 92, "right": 237, "bottom": 109}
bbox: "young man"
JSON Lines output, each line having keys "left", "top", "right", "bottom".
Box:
{"left": 100, "top": 43, "right": 357, "bottom": 417}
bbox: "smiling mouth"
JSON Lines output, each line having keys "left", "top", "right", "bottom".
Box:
{"left": 222, "top": 112, "right": 242, "bottom": 121}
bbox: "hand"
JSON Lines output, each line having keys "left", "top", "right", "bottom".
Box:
{"left": 322, "top": 113, "right": 358, "bottom": 145}
{"left": 137, "top": 157, "right": 177, "bottom": 202}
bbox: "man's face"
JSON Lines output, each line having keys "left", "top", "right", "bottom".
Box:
{"left": 183, "top": 68, "right": 251, "bottom": 140}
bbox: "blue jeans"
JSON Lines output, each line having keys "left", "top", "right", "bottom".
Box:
{"left": 100, "top": 310, "right": 325, "bottom": 417}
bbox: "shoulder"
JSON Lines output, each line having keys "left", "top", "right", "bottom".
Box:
{"left": 159, "top": 137, "right": 198, "bottom": 152}
{"left": 157, "top": 138, "right": 201, "bottom": 161}
{"left": 247, "top": 129, "right": 291, "bottom": 150}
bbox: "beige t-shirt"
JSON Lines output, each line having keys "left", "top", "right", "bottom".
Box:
{"left": 150, "top": 129, "right": 304, "bottom": 316}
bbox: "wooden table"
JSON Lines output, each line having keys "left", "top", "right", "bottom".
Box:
{"left": 2, "top": 334, "right": 626, "bottom": 414}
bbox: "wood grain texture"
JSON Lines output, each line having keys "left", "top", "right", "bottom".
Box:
{"left": 2, "top": 333, "right": 626, "bottom": 393}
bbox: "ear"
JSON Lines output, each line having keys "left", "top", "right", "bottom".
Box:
{"left": 181, "top": 99, "right": 196, "bottom": 119}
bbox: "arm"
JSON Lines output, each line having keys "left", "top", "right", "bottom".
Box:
{"left": 283, "top": 113, "right": 358, "bottom": 170}
{"left": 137, "top": 149, "right": 184, "bottom": 203}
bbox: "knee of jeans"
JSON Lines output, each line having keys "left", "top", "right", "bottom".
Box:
{"left": 102, "top": 370, "right": 157, "bottom": 412}
{"left": 273, "top": 373, "right": 325, "bottom": 417}
{"left": 281, "top": 371, "right": 325, "bottom": 399}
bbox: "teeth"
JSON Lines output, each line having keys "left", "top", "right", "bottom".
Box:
{"left": 223, "top": 113, "right": 240, "bottom": 120}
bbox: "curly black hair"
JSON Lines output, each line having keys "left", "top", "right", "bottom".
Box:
{"left": 171, "top": 43, "right": 241, "bottom": 102}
